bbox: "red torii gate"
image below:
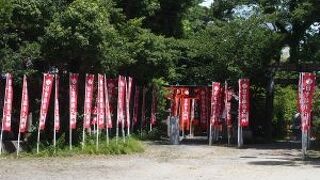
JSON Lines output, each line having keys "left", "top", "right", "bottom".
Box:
{"left": 164, "top": 85, "right": 212, "bottom": 137}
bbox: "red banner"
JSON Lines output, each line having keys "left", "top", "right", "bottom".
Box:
{"left": 180, "top": 98, "right": 190, "bottom": 130}
{"left": 54, "top": 75, "right": 60, "bottom": 131}
{"left": 117, "top": 76, "right": 126, "bottom": 126}
{"left": 2, "top": 73, "right": 13, "bottom": 131}
{"left": 69, "top": 73, "right": 79, "bottom": 129}
{"left": 239, "top": 79, "right": 250, "bottom": 127}
{"left": 299, "top": 73, "right": 316, "bottom": 132}
{"left": 173, "top": 89, "right": 180, "bottom": 116}
{"left": 91, "top": 99, "right": 97, "bottom": 125}
{"left": 190, "top": 99, "right": 195, "bottom": 126}
{"left": 210, "top": 82, "right": 221, "bottom": 126}
{"left": 83, "top": 74, "right": 94, "bottom": 129}
{"left": 19, "top": 75, "right": 29, "bottom": 133}
{"left": 97, "top": 74, "right": 105, "bottom": 129}
{"left": 126, "top": 77, "right": 133, "bottom": 127}
{"left": 132, "top": 86, "right": 140, "bottom": 125}
{"left": 150, "top": 87, "right": 157, "bottom": 125}
{"left": 198, "top": 87, "right": 208, "bottom": 129}
{"left": 104, "top": 75, "right": 112, "bottom": 128}
{"left": 107, "top": 78, "right": 117, "bottom": 114}
{"left": 225, "top": 85, "right": 233, "bottom": 128}
{"left": 39, "top": 73, "right": 54, "bottom": 130}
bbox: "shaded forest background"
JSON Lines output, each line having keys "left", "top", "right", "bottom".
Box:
{"left": 1, "top": 0, "right": 320, "bottom": 143}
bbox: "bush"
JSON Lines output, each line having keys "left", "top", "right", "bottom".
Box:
{"left": 273, "top": 86, "right": 297, "bottom": 138}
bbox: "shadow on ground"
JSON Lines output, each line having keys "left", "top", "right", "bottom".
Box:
{"left": 150, "top": 136, "right": 320, "bottom": 168}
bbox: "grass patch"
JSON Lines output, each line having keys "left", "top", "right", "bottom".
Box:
{"left": 1, "top": 137, "right": 144, "bottom": 158}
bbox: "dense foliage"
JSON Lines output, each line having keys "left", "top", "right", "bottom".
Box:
{"left": 1, "top": 0, "right": 320, "bottom": 142}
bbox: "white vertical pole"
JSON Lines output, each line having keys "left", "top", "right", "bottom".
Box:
{"left": 302, "top": 130, "right": 307, "bottom": 160}
{"left": 69, "top": 128, "right": 72, "bottom": 150}
{"left": 106, "top": 127, "right": 109, "bottom": 145}
{"left": 116, "top": 122, "right": 119, "bottom": 143}
{"left": 17, "top": 130, "right": 21, "bottom": 156}
{"left": 36, "top": 127, "right": 41, "bottom": 153}
{"left": 122, "top": 119, "right": 125, "bottom": 143}
{"left": 0, "top": 125, "right": 3, "bottom": 155}
{"left": 53, "top": 125, "right": 56, "bottom": 153}
{"left": 237, "top": 122, "right": 240, "bottom": 148}
{"left": 82, "top": 128, "right": 85, "bottom": 150}
{"left": 190, "top": 99, "right": 195, "bottom": 137}
{"left": 96, "top": 125, "right": 99, "bottom": 150}
{"left": 209, "top": 124, "right": 212, "bottom": 146}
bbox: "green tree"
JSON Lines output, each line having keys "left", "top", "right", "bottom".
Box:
{"left": 43, "top": 0, "right": 132, "bottom": 74}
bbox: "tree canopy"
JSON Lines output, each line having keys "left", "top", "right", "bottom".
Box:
{"left": 1, "top": 0, "right": 320, "bottom": 140}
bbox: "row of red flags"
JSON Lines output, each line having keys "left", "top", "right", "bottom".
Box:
{"left": 210, "top": 79, "right": 250, "bottom": 128}
{"left": 168, "top": 79, "right": 251, "bottom": 131}
{"left": 1, "top": 73, "right": 158, "bottom": 133}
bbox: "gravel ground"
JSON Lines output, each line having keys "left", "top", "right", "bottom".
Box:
{"left": 0, "top": 140, "right": 320, "bottom": 180}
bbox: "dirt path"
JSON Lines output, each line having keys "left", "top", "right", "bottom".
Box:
{"left": 0, "top": 141, "right": 320, "bottom": 180}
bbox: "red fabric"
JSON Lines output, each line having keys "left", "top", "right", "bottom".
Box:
{"left": 97, "top": 74, "right": 105, "bottom": 129}
{"left": 69, "top": 73, "right": 79, "bottom": 129}
{"left": 180, "top": 98, "right": 190, "bottom": 130}
{"left": 104, "top": 75, "right": 112, "bottom": 128}
{"left": 117, "top": 76, "right": 126, "bottom": 126}
{"left": 107, "top": 78, "right": 117, "bottom": 114}
{"left": 39, "top": 73, "right": 54, "bottom": 130}
{"left": 199, "top": 88, "right": 208, "bottom": 129}
{"left": 239, "top": 79, "right": 250, "bottom": 127}
{"left": 225, "top": 86, "right": 233, "bottom": 128}
{"left": 84, "top": 74, "right": 95, "bottom": 129}
{"left": 54, "top": 75, "right": 60, "bottom": 131}
{"left": 19, "top": 75, "right": 29, "bottom": 133}
{"left": 210, "top": 82, "right": 221, "bottom": 126}
{"left": 299, "top": 73, "right": 316, "bottom": 132}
